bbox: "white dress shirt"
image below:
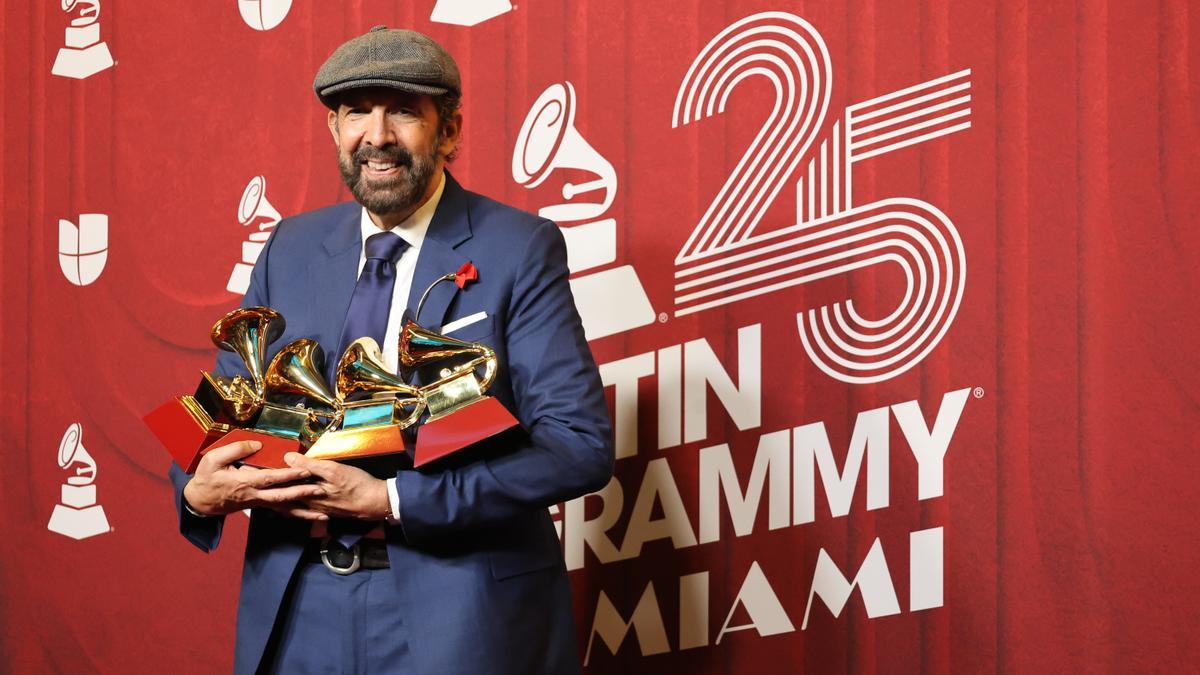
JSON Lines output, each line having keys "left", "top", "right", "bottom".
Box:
{"left": 359, "top": 172, "right": 446, "bottom": 523}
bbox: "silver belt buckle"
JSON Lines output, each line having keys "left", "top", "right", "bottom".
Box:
{"left": 319, "top": 535, "right": 361, "bottom": 575}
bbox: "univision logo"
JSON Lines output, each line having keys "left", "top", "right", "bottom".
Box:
{"left": 51, "top": 1, "right": 114, "bottom": 80}
{"left": 238, "top": 0, "right": 292, "bottom": 31}
{"left": 59, "top": 214, "right": 108, "bottom": 286}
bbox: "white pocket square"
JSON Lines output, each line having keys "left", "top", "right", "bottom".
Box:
{"left": 442, "top": 311, "right": 488, "bottom": 335}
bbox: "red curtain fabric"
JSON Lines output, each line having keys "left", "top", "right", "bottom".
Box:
{"left": 2, "top": 1, "right": 1197, "bottom": 672}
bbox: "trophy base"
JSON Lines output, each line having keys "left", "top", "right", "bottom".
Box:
{"left": 306, "top": 424, "right": 407, "bottom": 462}
{"left": 414, "top": 396, "right": 519, "bottom": 468}
{"left": 221, "top": 428, "right": 304, "bottom": 469}
{"left": 47, "top": 504, "right": 109, "bottom": 540}
{"left": 144, "top": 396, "right": 231, "bottom": 473}
{"left": 51, "top": 43, "right": 114, "bottom": 79}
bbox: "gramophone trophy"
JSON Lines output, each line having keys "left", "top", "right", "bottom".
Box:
{"left": 215, "top": 337, "right": 343, "bottom": 468}
{"left": 144, "top": 307, "right": 342, "bottom": 471}
{"left": 400, "top": 271, "right": 520, "bottom": 467}
{"left": 146, "top": 306, "right": 436, "bottom": 471}
{"left": 303, "top": 337, "right": 426, "bottom": 460}
{"left": 144, "top": 307, "right": 281, "bottom": 472}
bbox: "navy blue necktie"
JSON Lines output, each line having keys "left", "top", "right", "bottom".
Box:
{"left": 329, "top": 231, "right": 408, "bottom": 547}
{"left": 333, "top": 231, "right": 409, "bottom": 373}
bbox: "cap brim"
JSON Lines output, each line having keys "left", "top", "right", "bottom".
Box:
{"left": 318, "top": 79, "right": 451, "bottom": 109}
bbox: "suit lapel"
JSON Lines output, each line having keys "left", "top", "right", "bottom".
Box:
{"left": 407, "top": 173, "right": 473, "bottom": 331}
{"left": 310, "top": 203, "right": 362, "bottom": 351}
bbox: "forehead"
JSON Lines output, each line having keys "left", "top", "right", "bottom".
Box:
{"left": 335, "top": 87, "right": 434, "bottom": 111}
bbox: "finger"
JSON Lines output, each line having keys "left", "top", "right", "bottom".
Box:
{"left": 284, "top": 452, "right": 341, "bottom": 481}
{"left": 274, "top": 504, "right": 329, "bottom": 521}
{"left": 294, "top": 499, "right": 351, "bottom": 519}
{"left": 202, "top": 441, "right": 263, "bottom": 469}
{"left": 244, "top": 467, "right": 313, "bottom": 489}
{"left": 253, "top": 483, "right": 327, "bottom": 505}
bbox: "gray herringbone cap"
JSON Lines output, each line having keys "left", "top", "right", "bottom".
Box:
{"left": 313, "top": 25, "right": 461, "bottom": 109}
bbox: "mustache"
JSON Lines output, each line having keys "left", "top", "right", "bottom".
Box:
{"left": 352, "top": 145, "right": 413, "bottom": 167}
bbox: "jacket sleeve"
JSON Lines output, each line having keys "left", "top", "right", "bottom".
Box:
{"left": 395, "top": 219, "right": 614, "bottom": 545}
{"left": 168, "top": 223, "right": 280, "bottom": 552}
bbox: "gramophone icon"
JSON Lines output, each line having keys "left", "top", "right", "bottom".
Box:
{"left": 51, "top": 1, "right": 114, "bottom": 80}
{"left": 227, "top": 175, "right": 283, "bottom": 295}
{"left": 513, "top": 81, "right": 655, "bottom": 341}
{"left": 47, "top": 423, "right": 110, "bottom": 540}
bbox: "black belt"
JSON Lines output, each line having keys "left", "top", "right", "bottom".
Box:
{"left": 305, "top": 536, "right": 390, "bottom": 574}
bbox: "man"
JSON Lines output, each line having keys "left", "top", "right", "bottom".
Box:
{"left": 168, "top": 26, "right": 613, "bottom": 674}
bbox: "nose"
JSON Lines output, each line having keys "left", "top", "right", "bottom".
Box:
{"left": 363, "top": 107, "right": 394, "bottom": 147}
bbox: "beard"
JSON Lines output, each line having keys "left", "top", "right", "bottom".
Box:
{"left": 337, "top": 140, "right": 439, "bottom": 216}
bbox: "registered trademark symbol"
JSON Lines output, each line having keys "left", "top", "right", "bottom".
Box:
{"left": 973, "top": 387, "right": 985, "bottom": 398}
{"left": 658, "top": 312, "right": 669, "bottom": 323}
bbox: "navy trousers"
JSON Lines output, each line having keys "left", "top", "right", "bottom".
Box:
{"left": 260, "top": 559, "right": 410, "bottom": 674}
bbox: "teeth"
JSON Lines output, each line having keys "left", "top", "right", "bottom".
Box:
{"left": 366, "top": 161, "right": 396, "bottom": 170}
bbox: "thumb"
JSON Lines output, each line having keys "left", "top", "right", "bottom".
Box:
{"left": 202, "top": 440, "right": 263, "bottom": 469}
{"left": 285, "top": 452, "right": 337, "bottom": 480}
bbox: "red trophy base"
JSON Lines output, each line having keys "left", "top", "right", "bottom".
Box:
{"left": 143, "top": 397, "right": 230, "bottom": 473}
{"left": 220, "top": 428, "right": 304, "bottom": 469}
{"left": 414, "top": 397, "right": 519, "bottom": 468}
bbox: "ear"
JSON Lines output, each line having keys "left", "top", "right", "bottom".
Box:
{"left": 438, "top": 111, "right": 463, "bottom": 159}
{"left": 327, "top": 109, "right": 340, "bottom": 145}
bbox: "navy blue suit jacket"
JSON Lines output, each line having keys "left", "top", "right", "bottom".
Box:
{"left": 168, "top": 175, "right": 614, "bottom": 674}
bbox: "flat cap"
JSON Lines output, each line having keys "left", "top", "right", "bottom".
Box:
{"left": 314, "top": 25, "right": 461, "bottom": 109}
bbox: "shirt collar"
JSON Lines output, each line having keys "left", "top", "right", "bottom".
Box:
{"left": 358, "top": 170, "right": 446, "bottom": 250}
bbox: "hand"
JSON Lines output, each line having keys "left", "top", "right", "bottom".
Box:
{"left": 182, "top": 441, "right": 328, "bottom": 520}
{"left": 283, "top": 452, "right": 392, "bottom": 521}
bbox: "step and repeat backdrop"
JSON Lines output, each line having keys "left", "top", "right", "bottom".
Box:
{"left": 3, "top": 0, "right": 1198, "bottom": 672}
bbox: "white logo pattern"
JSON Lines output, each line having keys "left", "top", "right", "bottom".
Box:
{"left": 47, "top": 423, "right": 110, "bottom": 540}
{"left": 58, "top": 214, "right": 108, "bottom": 287}
{"left": 672, "top": 12, "right": 970, "bottom": 383}
{"left": 237, "top": 0, "right": 291, "bottom": 31}
{"left": 228, "top": 176, "right": 283, "bottom": 295}
{"left": 430, "top": 0, "right": 513, "bottom": 26}
{"left": 513, "top": 82, "right": 655, "bottom": 341}
{"left": 51, "top": 1, "right": 113, "bottom": 80}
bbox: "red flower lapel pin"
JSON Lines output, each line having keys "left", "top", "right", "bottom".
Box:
{"left": 454, "top": 261, "right": 479, "bottom": 289}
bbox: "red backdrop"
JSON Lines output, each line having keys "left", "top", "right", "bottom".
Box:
{"left": 3, "top": 1, "right": 1198, "bottom": 672}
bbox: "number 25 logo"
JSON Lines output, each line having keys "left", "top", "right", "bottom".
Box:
{"left": 672, "top": 12, "right": 971, "bottom": 384}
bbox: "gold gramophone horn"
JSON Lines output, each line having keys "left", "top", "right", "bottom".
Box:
{"left": 263, "top": 339, "right": 341, "bottom": 412}
{"left": 336, "top": 337, "right": 421, "bottom": 400}
{"left": 334, "top": 337, "right": 426, "bottom": 429}
{"left": 210, "top": 306, "right": 285, "bottom": 395}
{"left": 398, "top": 322, "right": 498, "bottom": 393}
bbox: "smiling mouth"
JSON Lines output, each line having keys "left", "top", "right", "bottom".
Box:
{"left": 361, "top": 160, "right": 403, "bottom": 177}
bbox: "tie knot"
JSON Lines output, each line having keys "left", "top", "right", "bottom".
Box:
{"left": 365, "top": 232, "right": 408, "bottom": 263}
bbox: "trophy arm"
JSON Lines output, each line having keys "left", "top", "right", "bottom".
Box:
{"left": 421, "top": 347, "right": 497, "bottom": 396}
{"left": 394, "top": 393, "right": 428, "bottom": 429}
{"left": 302, "top": 407, "right": 344, "bottom": 445}
{"left": 476, "top": 344, "right": 498, "bottom": 392}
